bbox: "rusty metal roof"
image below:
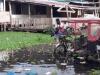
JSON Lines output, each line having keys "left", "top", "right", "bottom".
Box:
{"left": 6, "top": 0, "right": 35, "bottom": 3}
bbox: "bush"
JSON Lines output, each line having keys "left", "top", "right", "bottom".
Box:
{"left": 43, "top": 26, "right": 55, "bottom": 36}
{"left": 89, "top": 69, "right": 100, "bottom": 75}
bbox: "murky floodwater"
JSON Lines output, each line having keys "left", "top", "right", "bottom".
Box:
{"left": 0, "top": 62, "right": 97, "bottom": 75}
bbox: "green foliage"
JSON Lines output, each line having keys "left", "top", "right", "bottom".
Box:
{"left": 0, "top": 32, "right": 53, "bottom": 51}
{"left": 51, "top": 70, "right": 57, "bottom": 75}
{"left": 43, "top": 26, "right": 54, "bottom": 35}
{"left": 89, "top": 69, "right": 100, "bottom": 75}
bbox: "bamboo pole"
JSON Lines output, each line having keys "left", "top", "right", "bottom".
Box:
{"left": 3, "top": 0, "right": 6, "bottom": 11}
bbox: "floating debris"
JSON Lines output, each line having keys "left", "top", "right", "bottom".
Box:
{"left": 25, "top": 68, "right": 38, "bottom": 75}
{"left": 24, "top": 68, "right": 31, "bottom": 71}
{"left": 45, "top": 72, "right": 52, "bottom": 75}
{"left": 7, "top": 71, "right": 15, "bottom": 75}
{"left": 14, "top": 67, "right": 23, "bottom": 73}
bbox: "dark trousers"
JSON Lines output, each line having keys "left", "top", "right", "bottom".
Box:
{"left": 87, "top": 41, "right": 97, "bottom": 54}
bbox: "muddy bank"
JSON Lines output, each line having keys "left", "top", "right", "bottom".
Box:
{"left": 8, "top": 44, "right": 55, "bottom": 64}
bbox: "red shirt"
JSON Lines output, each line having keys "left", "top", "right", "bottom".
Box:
{"left": 88, "top": 28, "right": 100, "bottom": 42}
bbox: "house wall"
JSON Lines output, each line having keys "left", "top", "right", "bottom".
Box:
{"left": 11, "top": 15, "right": 52, "bottom": 29}
{"left": 9, "top": 2, "right": 52, "bottom": 30}
{"left": 0, "top": 1, "right": 52, "bottom": 31}
{"left": 47, "top": 6, "right": 51, "bottom": 17}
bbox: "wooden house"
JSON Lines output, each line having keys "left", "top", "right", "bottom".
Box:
{"left": 0, "top": 0, "right": 100, "bottom": 31}
{"left": 0, "top": 0, "right": 52, "bottom": 31}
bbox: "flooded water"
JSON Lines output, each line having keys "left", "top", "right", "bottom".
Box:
{"left": 0, "top": 62, "right": 97, "bottom": 75}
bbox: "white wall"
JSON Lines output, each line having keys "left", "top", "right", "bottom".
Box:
{"left": 0, "top": 12, "right": 10, "bottom": 22}
{"left": 0, "top": 0, "right": 3, "bottom": 11}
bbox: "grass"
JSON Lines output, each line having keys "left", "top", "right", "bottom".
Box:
{"left": 0, "top": 32, "right": 53, "bottom": 51}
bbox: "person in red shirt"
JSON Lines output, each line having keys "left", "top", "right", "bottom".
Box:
{"left": 87, "top": 25, "right": 100, "bottom": 55}
{"left": 53, "top": 19, "right": 67, "bottom": 46}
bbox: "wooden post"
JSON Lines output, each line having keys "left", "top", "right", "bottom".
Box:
{"left": 66, "top": 4, "right": 70, "bottom": 30}
{"left": 3, "top": 0, "right": 6, "bottom": 31}
{"left": 97, "top": 9, "right": 99, "bottom": 17}
{"left": 9, "top": 1, "right": 12, "bottom": 28}
{"left": 1, "top": 24, "right": 3, "bottom": 31}
{"left": 51, "top": 6, "right": 53, "bottom": 25}
{"left": 28, "top": 4, "right": 31, "bottom": 27}
{"left": 99, "top": 0, "right": 100, "bottom": 17}
{"left": 94, "top": 0, "right": 97, "bottom": 16}
{"left": 4, "top": 23, "right": 6, "bottom": 31}
{"left": 69, "top": 11, "right": 71, "bottom": 18}
{"left": 3, "top": 0, "right": 6, "bottom": 11}
{"left": 87, "top": 22, "right": 91, "bottom": 40}
{"left": 98, "top": 0, "right": 100, "bottom": 17}
{"left": 66, "top": 5, "right": 69, "bottom": 21}
{"left": 74, "top": 22, "right": 77, "bottom": 50}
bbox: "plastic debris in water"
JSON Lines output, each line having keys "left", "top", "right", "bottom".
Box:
{"left": 24, "top": 68, "right": 31, "bottom": 71}
{"left": 7, "top": 71, "right": 15, "bottom": 75}
{"left": 45, "top": 70, "right": 57, "bottom": 75}
{"left": 45, "top": 72, "right": 52, "bottom": 75}
{"left": 14, "top": 67, "right": 23, "bottom": 73}
{"left": 25, "top": 71, "right": 38, "bottom": 75}
{"left": 25, "top": 68, "right": 38, "bottom": 75}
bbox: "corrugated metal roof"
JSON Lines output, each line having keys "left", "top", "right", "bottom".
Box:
{"left": 49, "top": 0, "right": 85, "bottom": 2}
{"left": 6, "top": 0, "right": 34, "bottom": 3}
{"left": 6, "top": 0, "right": 86, "bottom": 2}
{"left": 6, "top": 0, "right": 99, "bottom": 10}
{"left": 6, "top": 0, "right": 68, "bottom": 6}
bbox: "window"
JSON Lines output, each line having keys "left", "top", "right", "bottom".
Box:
{"left": 21, "top": 3, "right": 28, "bottom": 15}
{"left": 6, "top": 2, "right": 9, "bottom": 11}
{"left": 34, "top": 5, "right": 47, "bottom": 15}
{"left": 15, "top": 3, "right": 21, "bottom": 14}
{"left": 30, "top": 5, "right": 35, "bottom": 15}
{"left": 53, "top": 7, "right": 67, "bottom": 17}
{"left": 19, "top": 24, "right": 22, "bottom": 27}
{"left": 12, "top": 2, "right": 21, "bottom": 14}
